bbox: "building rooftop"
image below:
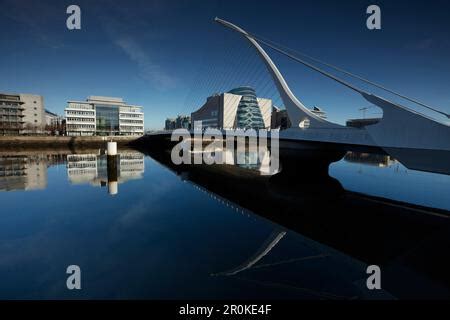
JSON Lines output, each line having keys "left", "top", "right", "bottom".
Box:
{"left": 87, "top": 96, "right": 125, "bottom": 104}
{"left": 0, "top": 93, "right": 21, "bottom": 102}
{"left": 67, "top": 100, "right": 91, "bottom": 104}
{"left": 45, "top": 109, "right": 59, "bottom": 117}
{"left": 67, "top": 97, "right": 143, "bottom": 109}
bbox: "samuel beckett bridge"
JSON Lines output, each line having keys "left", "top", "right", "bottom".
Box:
{"left": 141, "top": 18, "right": 450, "bottom": 175}
{"left": 213, "top": 18, "right": 450, "bottom": 173}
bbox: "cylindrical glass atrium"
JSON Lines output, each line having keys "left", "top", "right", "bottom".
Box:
{"left": 228, "top": 87, "right": 266, "bottom": 130}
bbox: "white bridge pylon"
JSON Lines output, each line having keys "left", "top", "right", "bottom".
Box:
{"left": 215, "top": 17, "right": 450, "bottom": 153}
{"left": 215, "top": 17, "right": 343, "bottom": 130}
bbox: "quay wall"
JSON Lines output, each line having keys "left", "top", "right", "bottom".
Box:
{"left": 0, "top": 136, "right": 139, "bottom": 149}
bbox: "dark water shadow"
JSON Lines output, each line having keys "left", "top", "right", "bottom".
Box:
{"left": 133, "top": 143, "right": 450, "bottom": 299}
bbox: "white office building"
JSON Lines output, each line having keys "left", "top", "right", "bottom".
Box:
{"left": 65, "top": 96, "right": 144, "bottom": 136}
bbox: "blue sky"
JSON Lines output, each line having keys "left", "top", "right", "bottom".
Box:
{"left": 1, "top": 0, "right": 450, "bottom": 129}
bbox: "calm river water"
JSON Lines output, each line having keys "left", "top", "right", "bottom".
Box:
{"left": 0, "top": 148, "right": 449, "bottom": 299}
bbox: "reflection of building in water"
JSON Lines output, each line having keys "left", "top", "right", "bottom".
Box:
{"left": 67, "top": 152, "right": 145, "bottom": 194}
{"left": 344, "top": 152, "right": 395, "bottom": 167}
{"left": 66, "top": 154, "right": 98, "bottom": 184}
{"left": 187, "top": 146, "right": 278, "bottom": 175}
{"left": 118, "top": 153, "right": 146, "bottom": 180}
{"left": 0, "top": 155, "right": 48, "bottom": 191}
{"left": 225, "top": 146, "right": 278, "bottom": 175}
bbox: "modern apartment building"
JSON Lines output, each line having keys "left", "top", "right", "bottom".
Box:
{"left": 0, "top": 93, "right": 25, "bottom": 135}
{"left": 65, "top": 96, "right": 144, "bottom": 136}
{"left": 20, "top": 94, "right": 46, "bottom": 132}
{"left": 0, "top": 93, "right": 46, "bottom": 135}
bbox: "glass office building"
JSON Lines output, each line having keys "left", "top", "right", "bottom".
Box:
{"left": 65, "top": 96, "right": 144, "bottom": 136}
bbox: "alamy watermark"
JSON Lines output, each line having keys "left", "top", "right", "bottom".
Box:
{"left": 66, "top": 5, "right": 81, "bottom": 30}
{"left": 366, "top": 5, "right": 381, "bottom": 30}
{"left": 66, "top": 265, "right": 81, "bottom": 290}
{"left": 366, "top": 265, "right": 381, "bottom": 290}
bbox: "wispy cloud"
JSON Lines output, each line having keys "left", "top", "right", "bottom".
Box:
{"left": 114, "top": 36, "right": 176, "bottom": 90}
{"left": 97, "top": 1, "right": 177, "bottom": 91}
{"left": 2, "top": 0, "right": 178, "bottom": 90}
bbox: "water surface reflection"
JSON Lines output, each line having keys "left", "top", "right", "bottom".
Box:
{"left": 0, "top": 147, "right": 449, "bottom": 299}
{"left": 67, "top": 152, "right": 144, "bottom": 195}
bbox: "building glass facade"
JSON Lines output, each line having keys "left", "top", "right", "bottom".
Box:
{"left": 95, "top": 104, "right": 120, "bottom": 135}
{"left": 191, "top": 87, "right": 272, "bottom": 130}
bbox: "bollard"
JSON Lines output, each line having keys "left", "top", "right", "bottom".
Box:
{"left": 107, "top": 155, "right": 118, "bottom": 195}
{"left": 108, "top": 181, "right": 118, "bottom": 196}
{"left": 107, "top": 141, "right": 117, "bottom": 156}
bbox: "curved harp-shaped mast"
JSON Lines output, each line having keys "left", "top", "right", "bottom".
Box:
{"left": 215, "top": 17, "right": 450, "bottom": 139}
{"left": 215, "top": 17, "right": 343, "bottom": 129}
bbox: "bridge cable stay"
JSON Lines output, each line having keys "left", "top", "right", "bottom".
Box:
{"left": 219, "top": 41, "right": 264, "bottom": 116}
{"left": 182, "top": 35, "right": 244, "bottom": 116}
{"left": 245, "top": 31, "right": 450, "bottom": 119}
{"left": 182, "top": 28, "right": 245, "bottom": 117}
{"left": 182, "top": 34, "right": 283, "bottom": 120}
{"left": 219, "top": 37, "right": 279, "bottom": 111}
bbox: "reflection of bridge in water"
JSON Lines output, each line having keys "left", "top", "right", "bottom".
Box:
{"left": 138, "top": 146, "right": 450, "bottom": 299}
{"left": 212, "top": 230, "right": 287, "bottom": 276}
